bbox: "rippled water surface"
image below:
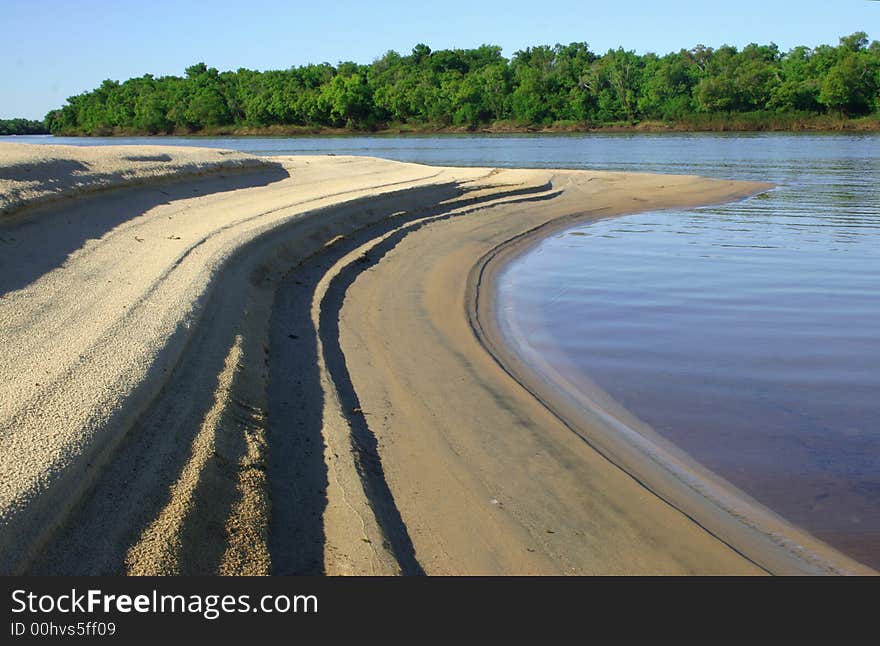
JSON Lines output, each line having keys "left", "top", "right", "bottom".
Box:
{"left": 9, "top": 132, "right": 880, "bottom": 567}
{"left": 493, "top": 135, "right": 880, "bottom": 568}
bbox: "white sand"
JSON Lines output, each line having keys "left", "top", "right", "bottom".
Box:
{"left": 0, "top": 143, "right": 272, "bottom": 216}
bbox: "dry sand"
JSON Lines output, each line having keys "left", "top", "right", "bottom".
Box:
{"left": 0, "top": 142, "right": 873, "bottom": 575}
{"left": 0, "top": 142, "right": 271, "bottom": 216}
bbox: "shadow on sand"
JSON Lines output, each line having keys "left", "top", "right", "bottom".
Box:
{"left": 267, "top": 180, "right": 559, "bottom": 575}
{"left": 24, "top": 177, "right": 555, "bottom": 575}
{"left": 0, "top": 163, "right": 289, "bottom": 297}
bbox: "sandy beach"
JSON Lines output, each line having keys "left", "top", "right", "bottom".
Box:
{"left": 0, "top": 142, "right": 873, "bottom": 575}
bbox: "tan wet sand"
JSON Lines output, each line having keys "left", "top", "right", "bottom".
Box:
{"left": 0, "top": 143, "right": 873, "bottom": 575}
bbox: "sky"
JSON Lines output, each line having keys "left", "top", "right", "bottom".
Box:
{"left": 1, "top": 0, "right": 877, "bottom": 119}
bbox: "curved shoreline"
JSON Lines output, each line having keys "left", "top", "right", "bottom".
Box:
{"left": 469, "top": 203, "right": 876, "bottom": 576}
{"left": 2, "top": 145, "right": 873, "bottom": 575}
{"left": 332, "top": 167, "right": 795, "bottom": 574}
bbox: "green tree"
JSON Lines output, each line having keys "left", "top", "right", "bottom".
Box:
{"left": 43, "top": 33, "right": 880, "bottom": 135}
{"left": 601, "top": 48, "right": 642, "bottom": 122}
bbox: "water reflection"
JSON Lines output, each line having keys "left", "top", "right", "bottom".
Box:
{"left": 497, "top": 141, "right": 879, "bottom": 569}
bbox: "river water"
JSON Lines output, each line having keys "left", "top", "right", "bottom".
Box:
{"left": 7, "top": 132, "right": 879, "bottom": 568}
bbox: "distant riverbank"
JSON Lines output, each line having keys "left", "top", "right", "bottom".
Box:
{"left": 41, "top": 112, "right": 880, "bottom": 137}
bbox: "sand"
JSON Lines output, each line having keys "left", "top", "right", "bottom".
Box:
{"left": 0, "top": 142, "right": 272, "bottom": 216}
{"left": 0, "top": 142, "right": 873, "bottom": 575}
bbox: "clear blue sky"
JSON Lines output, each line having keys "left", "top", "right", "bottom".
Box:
{"left": 1, "top": 0, "right": 877, "bottom": 119}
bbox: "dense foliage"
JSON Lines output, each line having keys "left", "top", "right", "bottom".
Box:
{"left": 45, "top": 33, "right": 880, "bottom": 135}
{"left": 0, "top": 118, "right": 48, "bottom": 135}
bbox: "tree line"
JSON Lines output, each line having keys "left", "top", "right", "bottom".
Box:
{"left": 0, "top": 118, "right": 49, "bottom": 135}
{"left": 43, "top": 33, "right": 880, "bottom": 135}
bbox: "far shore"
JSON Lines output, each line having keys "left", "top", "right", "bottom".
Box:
{"left": 0, "top": 142, "right": 874, "bottom": 575}
{"left": 28, "top": 113, "right": 880, "bottom": 138}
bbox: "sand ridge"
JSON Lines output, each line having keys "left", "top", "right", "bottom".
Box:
{"left": 0, "top": 142, "right": 273, "bottom": 217}
{"left": 0, "top": 144, "right": 872, "bottom": 575}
